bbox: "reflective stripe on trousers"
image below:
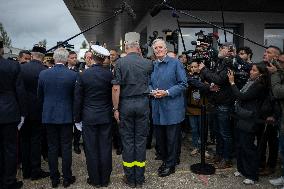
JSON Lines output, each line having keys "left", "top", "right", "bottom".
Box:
{"left": 123, "top": 161, "right": 146, "bottom": 168}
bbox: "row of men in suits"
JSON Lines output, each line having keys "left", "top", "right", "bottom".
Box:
{"left": 0, "top": 43, "right": 89, "bottom": 189}
{"left": 0, "top": 42, "right": 51, "bottom": 189}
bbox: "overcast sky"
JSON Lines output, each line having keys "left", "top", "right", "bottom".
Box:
{"left": 0, "top": 0, "right": 86, "bottom": 51}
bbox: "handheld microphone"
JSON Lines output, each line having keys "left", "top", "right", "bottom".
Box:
{"left": 122, "top": 1, "right": 136, "bottom": 19}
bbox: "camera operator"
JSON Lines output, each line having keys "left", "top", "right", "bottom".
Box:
{"left": 222, "top": 44, "right": 251, "bottom": 89}
{"left": 237, "top": 46, "right": 253, "bottom": 64}
{"left": 198, "top": 42, "right": 235, "bottom": 169}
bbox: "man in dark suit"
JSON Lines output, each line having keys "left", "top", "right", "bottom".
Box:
{"left": 74, "top": 45, "right": 113, "bottom": 187}
{"left": 0, "top": 39, "right": 26, "bottom": 189}
{"left": 67, "top": 51, "right": 81, "bottom": 154}
{"left": 20, "top": 45, "right": 49, "bottom": 180}
{"left": 38, "top": 48, "right": 77, "bottom": 188}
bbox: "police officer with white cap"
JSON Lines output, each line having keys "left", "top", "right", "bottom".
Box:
{"left": 112, "top": 32, "right": 153, "bottom": 188}
{"left": 74, "top": 45, "right": 113, "bottom": 187}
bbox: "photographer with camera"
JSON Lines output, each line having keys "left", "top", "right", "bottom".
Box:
{"left": 228, "top": 63, "right": 270, "bottom": 185}
{"left": 198, "top": 42, "right": 235, "bottom": 169}
{"left": 237, "top": 46, "right": 253, "bottom": 64}
{"left": 221, "top": 43, "right": 251, "bottom": 90}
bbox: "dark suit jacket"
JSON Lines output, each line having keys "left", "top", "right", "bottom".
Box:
{"left": 74, "top": 64, "right": 113, "bottom": 125}
{"left": 21, "top": 60, "right": 47, "bottom": 121}
{"left": 38, "top": 64, "right": 77, "bottom": 124}
{"left": 0, "top": 57, "right": 26, "bottom": 123}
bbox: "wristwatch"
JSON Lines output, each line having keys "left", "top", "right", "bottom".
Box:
{"left": 112, "top": 107, "right": 118, "bottom": 112}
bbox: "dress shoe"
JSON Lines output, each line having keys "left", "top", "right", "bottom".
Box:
{"left": 6, "top": 181, "right": 23, "bottom": 189}
{"left": 158, "top": 162, "right": 166, "bottom": 173}
{"left": 73, "top": 145, "right": 81, "bottom": 154}
{"left": 116, "top": 147, "right": 122, "bottom": 155}
{"left": 87, "top": 178, "right": 101, "bottom": 188}
{"left": 176, "top": 158, "right": 180, "bottom": 165}
{"left": 101, "top": 179, "right": 110, "bottom": 187}
{"left": 63, "top": 176, "right": 76, "bottom": 188}
{"left": 101, "top": 183, "right": 109, "bottom": 187}
{"left": 122, "top": 176, "right": 135, "bottom": 188}
{"left": 259, "top": 167, "right": 275, "bottom": 176}
{"left": 31, "top": 170, "right": 50, "bottom": 180}
{"left": 23, "top": 173, "right": 31, "bottom": 180}
{"left": 158, "top": 167, "right": 175, "bottom": 177}
{"left": 212, "top": 155, "right": 222, "bottom": 164}
{"left": 136, "top": 182, "right": 143, "bottom": 188}
{"left": 155, "top": 154, "right": 162, "bottom": 160}
{"left": 51, "top": 179, "right": 60, "bottom": 188}
{"left": 215, "top": 159, "right": 233, "bottom": 169}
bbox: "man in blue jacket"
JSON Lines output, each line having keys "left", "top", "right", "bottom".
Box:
{"left": 38, "top": 48, "right": 77, "bottom": 188}
{"left": 150, "top": 39, "right": 188, "bottom": 177}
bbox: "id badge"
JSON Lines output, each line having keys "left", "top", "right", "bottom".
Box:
{"left": 192, "top": 90, "right": 200, "bottom": 100}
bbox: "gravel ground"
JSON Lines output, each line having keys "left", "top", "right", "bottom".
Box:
{"left": 19, "top": 137, "right": 278, "bottom": 189}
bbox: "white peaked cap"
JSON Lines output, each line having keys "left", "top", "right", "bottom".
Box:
{"left": 124, "top": 32, "right": 140, "bottom": 44}
{"left": 90, "top": 45, "right": 110, "bottom": 58}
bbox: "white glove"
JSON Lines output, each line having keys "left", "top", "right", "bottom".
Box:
{"left": 17, "top": 116, "right": 25, "bottom": 130}
{"left": 75, "top": 122, "right": 82, "bottom": 131}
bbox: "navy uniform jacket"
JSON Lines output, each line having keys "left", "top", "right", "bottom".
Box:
{"left": 74, "top": 64, "right": 113, "bottom": 125}
{"left": 21, "top": 60, "right": 47, "bottom": 121}
{"left": 0, "top": 57, "right": 26, "bottom": 124}
{"left": 38, "top": 64, "right": 77, "bottom": 124}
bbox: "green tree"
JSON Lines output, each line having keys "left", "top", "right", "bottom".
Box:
{"left": 81, "top": 40, "right": 87, "bottom": 49}
{"left": 0, "top": 22, "right": 12, "bottom": 47}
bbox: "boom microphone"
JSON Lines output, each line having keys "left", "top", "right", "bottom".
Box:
{"left": 122, "top": 1, "right": 136, "bottom": 19}
{"left": 150, "top": 4, "right": 163, "bottom": 17}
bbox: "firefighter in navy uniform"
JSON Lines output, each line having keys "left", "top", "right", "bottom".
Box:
{"left": 0, "top": 39, "right": 26, "bottom": 189}
{"left": 112, "top": 32, "right": 153, "bottom": 188}
{"left": 74, "top": 45, "right": 113, "bottom": 187}
{"left": 20, "top": 45, "right": 50, "bottom": 180}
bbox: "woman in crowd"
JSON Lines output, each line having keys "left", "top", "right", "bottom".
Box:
{"left": 228, "top": 63, "right": 269, "bottom": 185}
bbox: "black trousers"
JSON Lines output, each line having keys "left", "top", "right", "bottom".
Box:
{"left": 0, "top": 122, "right": 18, "bottom": 188}
{"left": 41, "top": 126, "right": 48, "bottom": 160}
{"left": 120, "top": 97, "right": 149, "bottom": 184}
{"left": 112, "top": 117, "right": 122, "bottom": 150}
{"left": 235, "top": 128, "right": 259, "bottom": 181}
{"left": 155, "top": 123, "right": 180, "bottom": 168}
{"left": 257, "top": 123, "right": 279, "bottom": 169}
{"left": 45, "top": 124, "right": 73, "bottom": 182}
{"left": 83, "top": 123, "right": 112, "bottom": 185}
{"left": 20, "top": 120, "right": 42, "bottom": 178}
{"left": 73, "top": 124, "right": 81, "bottom": 147}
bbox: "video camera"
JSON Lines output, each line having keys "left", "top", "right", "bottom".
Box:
{"left": 191, "top": 30, "right": 218, "bottom": 46}
{"left": 184, "top": 30, "right": 219, "bottom": 70}
{"left": 148, "top": 31, "right": 162, "bottom": 47}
